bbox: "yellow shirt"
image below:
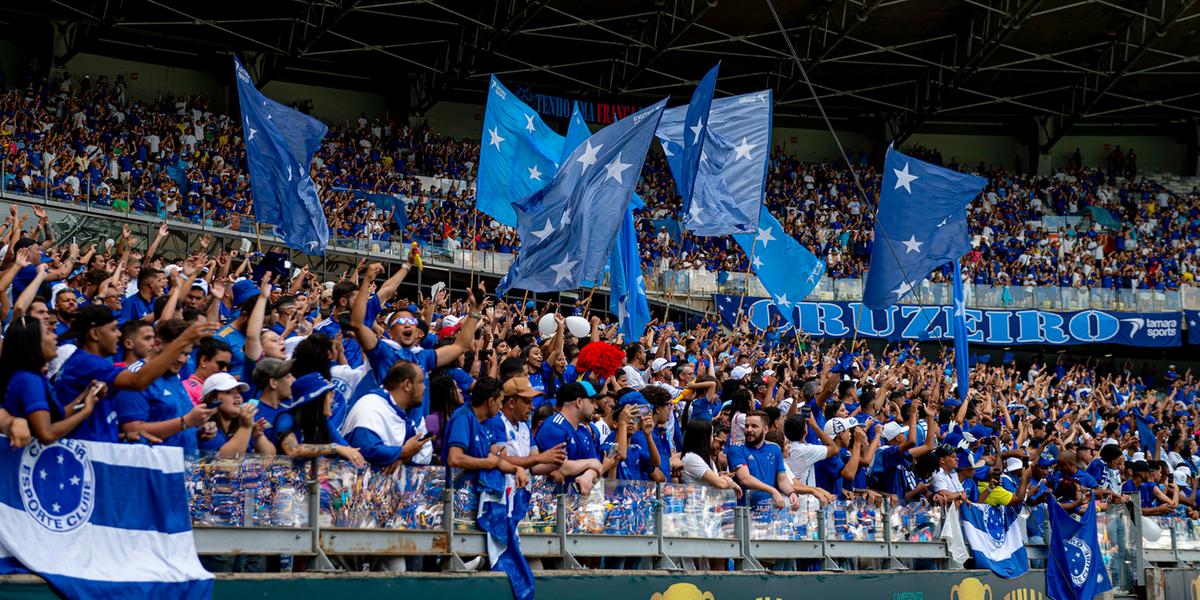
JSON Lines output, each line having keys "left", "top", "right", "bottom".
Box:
{"left": 978, "top": 481, "right": 1014, "bottom": 506}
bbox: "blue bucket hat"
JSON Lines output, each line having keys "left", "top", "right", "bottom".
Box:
{"left": 283, "top": 373, "right": 334, "bottom": 411}
{"left": 616, "top": 391, "right": 648, "bottom": 410}
{"left": 231, "top": 279, "right": 260, "bottom": 306}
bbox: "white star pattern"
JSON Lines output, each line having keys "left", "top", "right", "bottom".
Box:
{"left": 688, "top": 202, "right": 705, "bottom": 225}
{"left": 954, "top": 298, "right": 965, "bottom": 318}
{"left": 661, "top": 140, "right": 675, "bottom": 157}
{"left": 774, "top": 293, "right": 791, "bottom": 309}
{"left": 69, "top": 476, "right": 80, "bottom": 486}
{"left": 577, "top": 140, "right": 602, "bottom": 173}
{"left": 902, "top": 234, "right": 923, "bottom": 254}
{"left": 39, "top": 469, "right": 47, "bottom": 480}
{"left": 51, "top": 503, "right": 60, "bottom": 513}
{"left": 58, "top": 483, "right": 64, "bottom": 490}
{"left": 752, "top": 255, "right": 763, "bottom": 270}
{"left": 559, "top": 207, "right": 572, "bottom": 227}
{"left": 531, "top": 219, "right": 555, "bottom": 241}
{"left": 550, "top": 256, "right": 578, "bottom": 284}
{"left": 892, "top": 280, "right": 914, "bottom": 297}
{"left": 57, "top": 454, "right": 64, "bottom": 465}
{"left": 618, "top": 295, "right": 630, "bottom": 322}
{"left": 247, "top": 127, "right": 257, "bottom": 141}
{"left": 604, "top": 152, "right": 632, "bottom": 184}
{"left": 690, "top": 119, "right": 704, "bottom": 144}
{"left": 487, "top": 127, "right": 505, "bottom": 150}
{"left": 528, "top": 165, "right": 543, "bottom": 181}
{"left": 733, "top": 137, "right": 756, "bottom": 161}
{"left": 700, "top": 150, "right": 708, "bottom": 163}
{"left": 755, "top": 226, "right": 776, "bottom": 247}
{"left": 893, "top": 162, "right": 918, "bottom": 193}
{"left": 937, "top": 216, "right": 949, "bottom": 228}
{"left": 286, "top": 165, "right": 293, "bottom": 182}
{"left": 524, "top": 114, "right": 537, "bottom": 133}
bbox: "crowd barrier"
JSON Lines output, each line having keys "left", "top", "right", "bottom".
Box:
{"left": 1, "top": 173, "right": 1197, "bottom": 313}
{"left": 181, "top": 453, "right": 1181, "bottom": 590}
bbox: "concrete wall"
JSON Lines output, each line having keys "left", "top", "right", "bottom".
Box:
{"left": 64, "top": 52, "right": 226, "bottom": 106}
{"left": 260, "top": 80, "right": 388, "bottom": 124}
{"left": 420, "top": 101, "right": 485, "bottom": 140}
{"left": 1049, "top": 132, "right": 1187, "bottom": 174}
{"left": 773, "top": 126, "right": 870, "bottom": 162}
{"left": 907, "top": 132, "right": 1027, "bottom": 170}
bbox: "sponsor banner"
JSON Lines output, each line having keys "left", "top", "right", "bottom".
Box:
{"left": 713, "top": 295, "right": 1182, "bottom": 347}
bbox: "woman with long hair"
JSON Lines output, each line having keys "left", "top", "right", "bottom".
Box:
{"left": 1, "top": 316, "right": 101, "bottom": 444}
{"left": 276, "top": 372, "right": 365, "bottom": 466}
{"left": 679, "top": 418, "right": 741, "bottom": 496}
{"left": 425, "top": 375, "right": 461, "bottom": 459}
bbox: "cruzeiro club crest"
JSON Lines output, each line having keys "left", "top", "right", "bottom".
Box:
{"left": 984, "top": 506, "right": 1008, "bottom": 549}
{"left": 18, "top": 440, "right": 95, "bottom": 532}
{"left": 1065, "top": 536, "right": 1093, "bottom": 587}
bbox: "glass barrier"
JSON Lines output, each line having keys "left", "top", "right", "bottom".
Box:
{"left": 565, "top": 479, "right": 657, "bottom": 536}
{"left": 518, "top": 476, "right": 560, "bottom": 535}
{"left": 184, "top": 453, "right": 309, "bottom": 528}
{"left": 661, "top": 483, "right": 737, "bottom": 539}
{"left": 889, "top": 500, "right": 942, "bottom": 543}
{"left": 319, "top": 460, "right": 445, "bottom": 530}
{"left": 824, "top": 498, "right": 883, "bottom": 541}
{"left": 750, "top": 496, "right": 821, "bottom": 541}
{"left": 1176, "top": 514, "right": 1200, "bottom": 551}
{"left": 1141, "top": 515, "right": 1174, "bottom": 550}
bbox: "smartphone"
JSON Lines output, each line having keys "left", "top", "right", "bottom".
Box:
{"left": 245, "top": 399, "right": 260, "bottom": 410}
{"left": 418, "top": 432, "right": 435, "bottom": 441}
{"left": 205, "top": 396, "right": 222, "bottom": 409}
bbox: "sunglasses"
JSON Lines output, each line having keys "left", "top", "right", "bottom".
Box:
{"left": 392, "top": 317, "right": 418, "bottom": 326}
{"left": 215, "top": 360, "right": 231, "bottom": 371}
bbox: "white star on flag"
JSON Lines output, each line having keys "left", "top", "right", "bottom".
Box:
{"left": 954, "top": 298, "right": 965, "bottom": 318}
{"left": 559, "top": 207, "right": 572, "bottom": 227}
{"left": 531, "top": 219, "right": 555, "bottom": 241}
{"left": 39, "top": 469, "right": 47, "bottom": 480}
{"left": 755, "top": 226, "right": 776, "bottom": 247}
{"left": 577, "top": 140, "right": 602, "bottom": 173}
{"left": 690, "top": 119, "right": 704, "bottom": 144}
{"left": 247, "top": 127, "right": 257, "bottom": 141}
{"left": 733, "top": 137, "right": 756, "bottom": 161}
{"left": 285, "top": 165, "right": 293, "bottom": 182}
{"left": 550, "top": 256, "right": 578, "bottom": 284}
{"left": 604, "top": 152, "right": 632, "bottom": 184}
{"left": 774, "top": 293, "right": 791, "bottom": 309}
{"left": 752, "top": 255, "right": 763, "bottom": 270}
{"left": 937, "top": 216, "right": 949, "bottom": 228}
{"left": 488, "top": 127, "right": 505, "bottom": 150}
{"left": 892, "top": 280, "right": 913, "bottom": 297}
{"left": 893, "top": 162, "right": 918, "bottom": 193}
{"left": 70, "top": 476, "right": 80, "bottom": 486}
{"left": 528, "top": 165, "right": 542, "bottom": 181}
{"left": 688, "top": 202, "right": 705, "bottom": 225}
{"left": 524, "top": 114, "right": 536, "bottom": 133}
{"left": 700, "top": 150, "right": 708, "bottom": 163}
{"left": 618, "top": 296, "right": 630, "bottom": 322}
{"left": 902, "top": 234, "right": 923, "bottom": 254}
{"left": 52, "top": 503, "right": 60, "bottom": 513}
{"left": 57, "top": 454, "right": 64, "bottom": 464}
{"left": 661, "top": 140, "right": 674, "bottom": 157}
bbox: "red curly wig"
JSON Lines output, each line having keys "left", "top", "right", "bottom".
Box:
{"left": 574, "top": 342, "right": 624, "bottom": 380}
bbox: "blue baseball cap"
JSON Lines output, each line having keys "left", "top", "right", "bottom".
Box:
{"left": 231, "top": 279, "right": 260, "bottom": 306}
{"left": 616, "top": 391, "right": 648, "bottom": 409}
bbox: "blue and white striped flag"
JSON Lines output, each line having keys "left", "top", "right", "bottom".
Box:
{"left": 0, "top": 440, "right": 213, "bottom": 599}
{"left": 477, "top": 471, "right": 534, "bottom": 600}
{"left": 960, "top": 502, "right": 1029, "bottom": 578}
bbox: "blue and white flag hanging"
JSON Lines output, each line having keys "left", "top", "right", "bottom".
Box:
{"left": 862, "top": 147, "right": 986, "bottom": 310}
{"left": 656, "top": 90, "right": 770, "bottom": 236}
{"left": 497, "top": 100, "right": 667, "bottom": 295}
{"left": 678, "top": 64, "right": 719, "bottom": 213}
{"left": 0, "top": 440, "right": 213, "bottom": 599}
{"left": 959, "top": 502, "right": 1029, "bottom": 579}
{"left": 477, "top": 76, "right": 566, "bottom": 227}
{"left": 476, "top": 468, "right": 534, "bottom": 600}
{"left": 1047, "top": 498, "right": 1112, "bottom": 600}
{"left": 234, "top": 57, "right": 329, "bottom": 255}
{"left": 952, "top": 258, "right": 970, "bottom": 403}
{"left": 731, "top": 208, "right": 825, "bottom": 326}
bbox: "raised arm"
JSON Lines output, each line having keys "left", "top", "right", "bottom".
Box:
{"left": 350, "top": 263, "right": 384, "bottom": 352}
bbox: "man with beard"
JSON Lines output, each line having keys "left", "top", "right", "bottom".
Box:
{"left": 534, "top": 382, "right": 604, "bottom": 494}
{"left": 51, "top": 286, "right": 79, "bottom": 338}
{"left": 729, "top": 410, "right": 801, "bottom": 510}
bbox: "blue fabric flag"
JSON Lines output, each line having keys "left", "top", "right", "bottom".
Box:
{"left": 233, "top": 57, "right": 329, "bottom": 255}
{"left": 477, "top": 76, "right": 565, "bottom": 227}
{"left": 679, "top": 64, "right": 719, "bottom": 209}
{"left": 862, "top": 147, "right": 987, "bottom": 309}
{"left": 952, "top": 258, "right": 969, "bottom": 403}
{"left": 610, "top": 208, "right": 651, "bottom": 341}
{"left": 731, "top": 208, "right": 825, "bottom": 326}
{"left": 477, "top": 475, "right": 534, "bottom": 600}
{"left": 1047, "top": 499, "right": 1113, "bottom": 600}
{"left": 959, "top": 502, "right": 1029, "bottom": 578}
{"left": 0, "top": 440, "right": 213, "bottom": 599}
{"left": 656, "top": 90, "right": 770, "bottom": 236}
{"left": 497, "top": 100, "right": 667, "bottom": 295}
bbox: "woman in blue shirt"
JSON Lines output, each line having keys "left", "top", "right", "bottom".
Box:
{"left": 1, "top": 316, "right": 102, "bottom": 444}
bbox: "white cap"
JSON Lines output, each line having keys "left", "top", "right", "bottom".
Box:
{"left": 650, "top": 358, "right": 676, "bottom": 374}
{"left": 1005, "top": 457, "right": 1024, "bottom": 473}
{"left": 672, "top": 344, "right": 686, "bottom": 353}
{"left": 201, "top": 372, "right": 249, "bottom": 398}
{"left": 823, "top": 417, "right": 860, "bottom": 437}
{"left": 881, "top": 421, "right": 909, "bottom": 441}
{"left": 730, "top": 364, "right": 752, "bottom": 380}
{"left": 1131, "top": 452, "right": 1146, "bottom": 463}
{"left": 1175, "top": 466, "right": 1191, "bottom": 487}
{"left": 901, "top": 378, "right": 911, "bottom": 388}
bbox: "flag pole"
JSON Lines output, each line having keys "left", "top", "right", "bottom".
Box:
{"left": 582, "top": 285, "right": 598, "bottom": 317}
{"left": 468, "top": 210, "right": 479, "bottom": 289}
{"left": 733, "top": 243, "right": 756, "bottom": 322}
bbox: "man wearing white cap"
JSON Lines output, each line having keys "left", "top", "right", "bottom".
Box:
{"left": 814, "top": 417, "right": 867, "bottom": 499}
{"left": 876, "top": 401, "right": 937, "bottom": 503}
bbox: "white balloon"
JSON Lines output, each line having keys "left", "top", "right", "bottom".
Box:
{"left": 1141, "top": 517, "right": 1162, "bottom": 542}
{"left": 538, "top": 313, "right": 558, "bottom": 338}
{"left": 565, "top": 315, "right": 591, "bottom": 338}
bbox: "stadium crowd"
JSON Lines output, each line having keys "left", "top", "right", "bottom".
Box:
{"left": 0, "top": 198, "right": 1194, "bottom": 573}
{"left": 1, "top": 69, "right": 1199, "bottom": 294}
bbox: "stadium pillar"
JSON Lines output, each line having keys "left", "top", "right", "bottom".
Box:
{"left": 48, "top": 20, "right": 72, "bottom": 72}
{"left": 1185, "top": 118, "right": 1200, "bottom": 177}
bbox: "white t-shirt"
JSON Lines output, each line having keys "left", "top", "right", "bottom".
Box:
{"left": 622, "top": 364, "right": 646, "bottom": 389}
{"left": 785, "top": 441, "right": 829, "bottom": 487}
{"left": 932, "top": 469, "right": 964, "bottom": 494}
{"left": 680, "top": 452, "right": 716, "bottom": 485}
{"left": 500, "top": 414, "right": 532, "bottom": 458}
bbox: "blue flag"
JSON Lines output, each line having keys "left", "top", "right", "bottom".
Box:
{"left": 477, "top": 76, "right": 565, "bottom": 227}
{"left": 656, "top": 90, "right": 770, "bottom": 236}
{"left": 731, "top": 208, "right": 825, "bottom": 326}
{"left": 952, "top": 258, "right": 969, "bottom": 403}
{"left": 679, "top": 64, "right": 719, "bottom": 209}
{"left": 497, "top": 100, "right": 667, "bottom": 295}
{"left": 610, "top": 208, "right": 651, "bottom": 341}
{"left": 960, "top": 502, "right": 1029, "bottom": 578}
{"left": 0, "top": 440, "right": 213, "bottom": 599}
{"left": 475, "top": 459, "right": 534, "bottom": 600}
{"left": 1047, "top": 499, "right": 1113, "bottom": 600}
{"left": 862, "top": 147, "right": 987, "bottom": 309}
{"left": 234, "top": 57, "right": 329, "bottom": 255}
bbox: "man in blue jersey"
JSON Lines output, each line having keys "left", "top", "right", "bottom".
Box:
{"left": 534, "top": 382, "right": 604, "bottom": 494}
{"left": 115, "top": 319, "right": 217, "bottom": 449}
{"left": 729, "top": 410, "right": 801, "bottom": 509}
{"left": 341, "top": 360, "right": 429, "bottom": 468}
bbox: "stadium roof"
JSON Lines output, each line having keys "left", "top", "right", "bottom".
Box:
{"left": 7, "top": 0, "right": 1200, "bottom": 145}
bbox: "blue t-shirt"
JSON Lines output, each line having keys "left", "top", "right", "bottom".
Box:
{"left": 113, "top": 369, "right": 196, "bottom": 452}
{"left": 55, "top": 349, "right": 124, "bottom": 443}
{"left": 444, "top": 403, "right": 499, "bottom": 485}
{"left": 364, "top": 342, "right": 438, "bottom": 418}
{"left": 214, "top": 325, "right": 248, "bottom": 381}
{"left": 878, "top": 444, "right": 912, "bottom": 498}
{"left": 815, "top": 448, "right": 851, "bottom": 496}
{"left": 727, "top": 441, "right": 786, "bottom": 506}
{"left": 616, "top": 430, "right": 657, "bottom": 481}
{"left": 535, "top": 413, "right": 597, "bottom": 462}
{"left": 4, "top": 370, "right": 63, "bottom": 421}
{"left": 119, "top": 292, "right": 155, "bottom": 325}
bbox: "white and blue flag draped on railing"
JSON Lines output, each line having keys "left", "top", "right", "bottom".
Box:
{"left": 477, "top": 76, "right": 566, "bottom": 227}
{"left": 862, "top": 147, "right": 987, "bottom": 310}
{"left": 476, "top": 467, "right": 534, "bottom": 600}
{"left": 656, "top": 90, "right": 770, "bottom": 237}
{"left": 0, "top": 440, "right": 213, "bottom": 599}
{"left": 731, "top": 208, "right": 826, "bottom": 327}
{"left": 1047, "top": 498, "right": 1112, "bottom": 600}
{"left": 959, "top": 502, "right": 1029, "bottom": 579}
{"left": 234, "top": 57, "right": 329, "bottom": 256}
{"left": 497, "top": 99, "right": 667, "bottom": 295}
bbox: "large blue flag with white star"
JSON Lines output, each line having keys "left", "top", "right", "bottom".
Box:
{"left": 1047, "top": 498, "right": 1112, "bottom": 600}
{"left": 477, "top": 76, "right": 566, "bottom": 227}
{"left": 656, "top": 90, "right": 769, "bottom": 236}
{"left": 497, "top": 100, "right": 667, "bottom": 295}
{"left": 862, "top": 147, "right": 986, "bottom": 310}
{"left": 952, "top": 258, "right": 970, "bottom": 403}
{"left": 234, "top": 57, "right": 329, "bottom": 255}
{"left": 678, "top": 64, "right": 719, "bottom": 210}
{"left": 731, "top": 208, "right": 825, "bottom": 326}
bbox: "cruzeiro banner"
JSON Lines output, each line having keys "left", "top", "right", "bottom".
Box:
{"left": 714, "top": 295, "right": 1182, "bottom": 347}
